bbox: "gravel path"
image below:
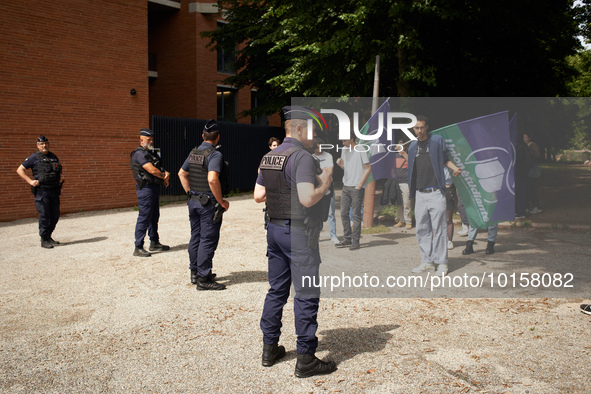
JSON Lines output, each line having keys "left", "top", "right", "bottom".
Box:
{"left": 1, "top": 195, "right": 590, "bottom": 393}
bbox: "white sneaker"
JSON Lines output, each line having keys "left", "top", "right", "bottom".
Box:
{"left": 331, "top": 236, "right": 340, "bottom": 244}
{"left": 435, "top": 264, "right": 448, "bottom": 276}
{"left": 530, "top": 207, "right": 542, "bottom": 214}
{"left": 457, "top": 224, "right": 469, "bottom": 236}
{"left": 411, "top": 262, "right": 435, "bottom": 273}
{"left": 447, "top": 240, "right": 454, "bottom": 250}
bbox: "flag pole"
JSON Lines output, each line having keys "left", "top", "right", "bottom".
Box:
{"left": 362, "top": 55, "right": 380, "bottom": 228}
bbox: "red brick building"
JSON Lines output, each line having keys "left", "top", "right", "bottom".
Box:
{"left": 0, "top": 0, "right": 278, "bottom": 222}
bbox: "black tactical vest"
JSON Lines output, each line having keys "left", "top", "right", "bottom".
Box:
{"left": 259, "top": 147, "right": 308, "bottom": 220}
{"left": 188, "top": 146, "right": 230, "bottom": 196}
{"left": 33, "top": 152, "right": 62, "bottom": 188}
{"left": 130, "top": 147, "right": 164, "bottom": 185}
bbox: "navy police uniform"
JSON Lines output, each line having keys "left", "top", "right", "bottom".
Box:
{"left": 182, "top": 141, "right": 225, "bottom": 278}
{"left": 130, "top": 128, "right": 169, "bottom": 255}
{"left": 21, "top": 137, "right": 62, "bottom": 245}
{"left": 256, "top": 106, "right": 336, "bottom": 377}
{"left": 257, "top": 137, "right": 322, "bottom": 353}
{"left": 180, "top": 119, "right": 229, "bottom": 290}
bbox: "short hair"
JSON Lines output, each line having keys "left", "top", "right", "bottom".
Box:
{"left": 203, "top": 129, "right": 219, "bottom": 141}
{"left": 416, "top": 115, "right": 429, "bottom": 125}
{"left": 313, "top": 137, "right": 325, "bottom": 145}
{"left": 523, "top": 131, "right": 533, "bottom": 138}
{"left": 268, "top": 137, "right": 280, "bottom": 147}
{"left": 284, "top": 118, "right": 307, "bottom": 135}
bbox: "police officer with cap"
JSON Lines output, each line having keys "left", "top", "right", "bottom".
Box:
{"left": 16, "top": 135, "right": 63, "bottom": 248}
{"left": 178, "top": 119, "right": 229, "bottom": 291}
{"left": 130, "top": 128, "right": 171, "bottom": 257}
{"left": 254, "top": 106, "right": 337, "bottom": 378}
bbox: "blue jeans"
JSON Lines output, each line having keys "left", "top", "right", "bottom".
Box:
{"left": 468, "top": 224, "right": 498, "bottom": 242}
{"left": 328, "top": 192, "right": 337, "bottom": 239}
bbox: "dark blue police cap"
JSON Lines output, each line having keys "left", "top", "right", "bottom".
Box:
{"left": 37, "top": 135, "right": 49, "bottom": 143}
{"left": 140, "top": 128, "right": 154, "bottom": 137}
{"left": 282, "top": 106, "right": 316, "bottom": 121}
{"left": 203, "top": 119, "right": 219, "bottom": 133}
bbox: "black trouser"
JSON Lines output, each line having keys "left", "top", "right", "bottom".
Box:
{"left": 35, "top": 187, "right": 60, "bottom": 238}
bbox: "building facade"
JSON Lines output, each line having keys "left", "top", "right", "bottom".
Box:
{"left": 1, "top": 0, "right": 278, "bottom": 221}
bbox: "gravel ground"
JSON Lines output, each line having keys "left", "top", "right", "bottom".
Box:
{"left": 1, "top": 194, "right": 590, "bottom": 393}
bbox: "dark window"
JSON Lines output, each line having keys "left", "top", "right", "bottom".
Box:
{"left": 251, "top": 91, "right": 268, "bottom": 125}
{"left": 217, "top": 87, "right": 237, "bottom": 122}
{"left": 217, "top": 22, "right": 236, "bottom": 74}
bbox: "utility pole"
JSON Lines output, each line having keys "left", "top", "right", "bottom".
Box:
{"left": 362, "top": 55, "right": 380, "bottom": 228}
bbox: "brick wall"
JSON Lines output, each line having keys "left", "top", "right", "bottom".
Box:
{"left": 0, "top": 0, "right": 149, "bottom": 221}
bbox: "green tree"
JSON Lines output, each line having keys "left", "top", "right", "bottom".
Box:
{"left": 204, "top": 0, "right": 583, "bottom": 118}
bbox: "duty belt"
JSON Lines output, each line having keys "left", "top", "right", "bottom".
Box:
{"left": 269, "top": 218, "right": 306, "bottom": 230}
{"left": 189, "top": 191, "right": 213, "bottom": 205}
{"left": 417, "top": 187, "right": 440, "bottom": 193}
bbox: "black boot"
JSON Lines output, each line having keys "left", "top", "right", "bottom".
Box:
{"left": 40, "top": 236, "right": 53, "bottom": 249}
{"left": 191, "top": 270, "right": 199, "bottom": 284}
{"left": 149, "top": 242, "right": 170, "bottom": 251}
{"left": 262, "top": 343, "right": 286, "bottom": 367}
{"left": 133, "top": 247, "right": 151, "bottom": 257}
{"left": 462, "top": 240, "right": 474, "bottom": 255}
{"left": 294, "top": 353, "right": 337, "bottom": 378}
{"left": 48, "top": 236, "right": 60, "bottom": 245}
{"left": 191, "top": 270, "right": 217, "bottom": 284}
{"left": 485, "top": 241, "right": 495, "bottom": 255}
{"left": 196, "top": 277, "right": 226, "bottom": 291}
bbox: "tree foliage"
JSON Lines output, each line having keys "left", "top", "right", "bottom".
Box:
{"left": 204, "top": 0, "right": 584, "bottom": 119}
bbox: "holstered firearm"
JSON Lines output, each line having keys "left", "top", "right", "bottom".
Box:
{"left": 304, "top": 216, "right": 323, "bottom": 249}
{"left": 136, "top": 176, "right": 147, "bottom": 190}
{"left": 58, "top": 180, "right": 64, "bottom": 195}
{"left": 213, "top": 202, "right": 225, "bottom": 223}
{"left": 31, "top": 185, "right": 38, "bottom": 196}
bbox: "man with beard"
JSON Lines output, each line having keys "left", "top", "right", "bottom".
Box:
{"left": 16, "top": 135, "right": 63, "bottom": 248}
{"left": 130, "top": 128, "right": 170, "bottom": 257}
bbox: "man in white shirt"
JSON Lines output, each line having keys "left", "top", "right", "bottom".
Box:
{"left": 335, "top": 138, "right": 372, "bottom": 250}
{"left": 313, "top": 138, "right": 338, "bottom": 244}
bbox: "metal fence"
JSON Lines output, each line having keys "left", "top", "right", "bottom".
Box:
{"left": 151, "top": 115, "right": 284, "bottom": 195}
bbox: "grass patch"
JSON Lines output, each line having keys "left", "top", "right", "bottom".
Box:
{"left": 561, "top": 223, "right": 570, "bottom": 230}
{"left": 362, "top": 225, "right": 390, "bottom": 234}
{"left": 377, "top": 205, "right": 397, "bottom": 219}
{"left": 521, "top": 220, "right": 533, "bottom": 229}
{"left": 225, "top": 188, "right": 254, "bottom": 197}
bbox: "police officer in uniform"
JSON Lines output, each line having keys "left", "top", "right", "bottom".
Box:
{"left": 16, "top": 135, "right": 63, "bottom": 249}
{"left": 254, "top": 106, "right": 337, "bottom": 378}
{"left": 130, "top": 128, "right": 171, "bottom": 257}
{"left": 178, "top": 119, "right": 229, "bottom": 291}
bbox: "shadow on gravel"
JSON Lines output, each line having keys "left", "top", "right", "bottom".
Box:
{"left": 165, "top": 243, "right": 189, "bottom": 252}
{"left": 364, "top": 232, "right": 416, "bottom": 248}
{"left": 218, "top": 270, "right": 268, "bottom": 285}
{"left": 60, "top": 236, "right": 108, "bottom": 246}
{"left": 319, "top": 324, "right": 400, "bottom": 365}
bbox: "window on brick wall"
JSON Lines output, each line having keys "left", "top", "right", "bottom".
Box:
{"left": 217, "top": 87, "right": 237, "bottom": 122}
{"left": 251, "top": 91, "right": 268, "bottom": 126}
{"left": 217, "top": 22, "right": 236, "bottom": 74}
